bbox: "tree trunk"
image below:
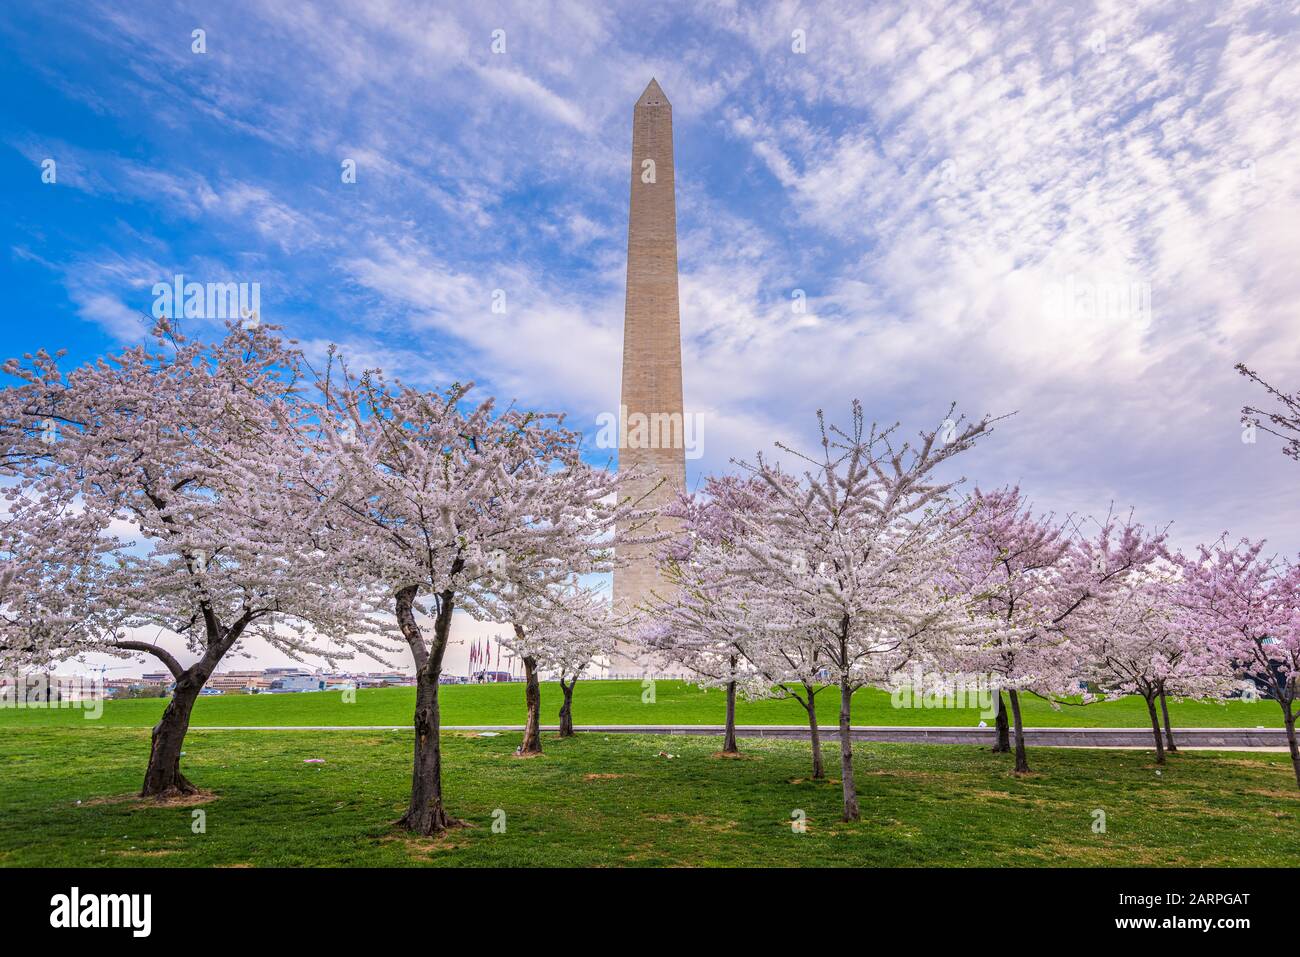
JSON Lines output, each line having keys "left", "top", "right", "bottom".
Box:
{"left": 805, "top": 684, "right": 825, "bottom": 779}
{"left": 1007, "top": 688, "right": 1029, "bottom": 773}
{"left": 1283, "top": 707, "right": 1300, "bottom": 790}
{"left": 400, "top": 669, "right": 453, "bottom": 834}
{"left": 1158, "top": 686, "right": 1178, "bottom": 753}
{"left": 722, "top": 678, "right": 740, "bottom": 754}
{"left": 140, "top": 672, "right": 203, "bottom": 797}
{"left": 838, "top": 678, "right": 859, "bottom": 821}
{"left": 516, "top": 654, "right": 542, "bottom": 755}
{"left": 397, "top": 585, "right": 458, "bottom": 836}
{"left": 1144, "top": 693, "right": 1166, "bottom": 765}
{"left": 992, "top": 690, "right": 1011, "bottom": 753}
{"left": 558, "top": 679, "right": 576, "bottom": 737}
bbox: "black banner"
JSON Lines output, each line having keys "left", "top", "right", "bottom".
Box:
{"left": 0, "top": 867, "right": 1281, "bottom": 942}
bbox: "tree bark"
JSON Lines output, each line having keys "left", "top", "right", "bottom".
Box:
{"left": 401, "top": 668, "right": 453, "bottom": 833}
{"left": 805, "top": 684, "right": 825, "bottom": 779}
{"left": 992, "top": 690, "right": 1011, "bottom": 753}
{"left": 516, "top": 652, "right": 542, "bottom": 756}
{"left": 397, "top": 584, "right": 458, "bottom": 835}
{"left": 558, "top": 678, "right": 576, "bottom": 737}
{"left": 838, "top": 678, "right": 859, "bottom": 821}
{"left": 1158, "top": 685, "right": 1178, "bottom": 753}
{"left": 722, "top": 676, "right": 740, "bottom": 754}
{"left": 140, "top": 671, "right": 203, "bottom": 797}
{"left": 137, "top": 612, "right": 248, "bottom": 798}
{"left": 1283, "top": 706, "right": 1300, "bottom": 790}
{"left": 1144, "top": 693, "right": 1166, "bottom": 765}
{"left": 1007, "top": 688, "right": 1029, "bottom": 773}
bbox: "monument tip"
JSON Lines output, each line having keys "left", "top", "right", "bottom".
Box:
{"left": 637, "top": 77, "right": 670, "bottom": 108}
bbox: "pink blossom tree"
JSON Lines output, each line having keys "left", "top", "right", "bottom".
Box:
{"left": 0, "top": 508, "right": 109, "bottom": 713}
{"left": 1077, "top": 573, "right": 1233, "bottom": 763}
{"left": 945, "top": 488, "right": 1165, "bottom": 772}
{"left": 1178, "top": 538, "right": 1300, "bottom": 787}
{"left": 0, "top": 323, "right": 390, "bottom": 797}
{"left": 944, "top": 487, "right": 1068, "bottom": 757}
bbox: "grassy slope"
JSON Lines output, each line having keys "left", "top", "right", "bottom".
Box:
{"left": 0, "top": 679, "right": 1283, "bottom": 729}
{"left": 1, "top": 728, "right": 1296, "bottom": 867}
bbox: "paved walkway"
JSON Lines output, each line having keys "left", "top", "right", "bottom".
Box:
{"left": 183, "top": 723, "right": 1292, "bottom": 749}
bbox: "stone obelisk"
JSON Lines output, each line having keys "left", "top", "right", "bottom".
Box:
{"left": 612, "top": 78, "right": 687, "bottom": 672}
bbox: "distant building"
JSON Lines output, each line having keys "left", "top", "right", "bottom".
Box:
{"left": 208, "top": 671, "right": 273, "bottom": 693}
{"left": 270, "top": 675, "right": 323, "bottom": 692}
{"left": 354, "top": 672, "right": 414, "bottom": 688}
{"left": 104, "top": 677, "right": 168, "bottom": 699}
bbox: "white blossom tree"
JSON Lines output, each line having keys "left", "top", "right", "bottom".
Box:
{"left": 717, "top": 402, "right": 997, "bottom": 821}
{"left": 646, "top": 477, "right": 835, "bottom": 769}
{"left": 0, "top": 323, "right": 390, "bottom": 796}
{"left": 643, "top": 479, "right": 776, "bottom": 756}
{"left": 493, "top": 582, "right": 622, "bottom": 748}
{"left": 546, "top": 589, "right": 623, "bottom": 737}
{"left": 302, "top": 366, "right": 631, "bottom": 833}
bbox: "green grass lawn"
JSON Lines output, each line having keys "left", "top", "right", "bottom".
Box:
{"left": 1, "top": 727, "right": 1296, "bottom": 867}
{"left": 0, "top": 679, "right": 1283, "bottom": 729}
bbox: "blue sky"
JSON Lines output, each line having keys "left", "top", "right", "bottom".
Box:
{"left": 3, "top": 1, "right": 1299, "bottom": 670}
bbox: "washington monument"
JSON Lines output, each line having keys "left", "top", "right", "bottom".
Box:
{"left": 612, "top": 78, "right": 687, "bottom": 670}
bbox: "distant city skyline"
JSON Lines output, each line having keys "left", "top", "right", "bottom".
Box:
{"left": 56, "top": 614, "right": 518, "bottom": 678}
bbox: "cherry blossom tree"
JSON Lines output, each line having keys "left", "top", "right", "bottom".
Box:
{"left": 944, "top": 488, "right": 1072, "bottom": 769}
{"left": 644, "top": 479, "right": 776, "bottom": 756}
{"left": 946, "top": 487, "right": 1164, "bottom": 772}
{"left": 647, "top": 476, "right": 834, "bottom": 771}
{"left": 544, "top": 588, "right": 622, "bottom": 738}
{"left": 746, "top": 616, "right": 834, "bottom": 778}
{"left": 0, "top": 507, "right": 106, "bottom": 708}
{"left": 640, "top": 591, "right": 755, "bottom": 756}
{"left": 303, "top": 367, "right": 631, "bottom": 833}
{"left": 718, "top": 402, "right": 997, "bottom": 821}
{"left": 1178, "top": 538, "right": 1300, "bottom": 787}
{"left": 472, "top": 568, "right": 575, "bottom": 757}
{"left": 493, "top": 583, "right": 621, "bottom": 748}
{"left": 1237, "top": 364, "right": 1299, "bottom": 462}
{"left": 0, "top": 323, "right": 389, "bottom": 797}
{"left": 1077, "top": 573, "right": 1232, "bottom": 763}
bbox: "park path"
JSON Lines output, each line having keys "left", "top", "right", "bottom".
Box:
{"left": 179, "top": 724, "right": 1291, "bottom": 749}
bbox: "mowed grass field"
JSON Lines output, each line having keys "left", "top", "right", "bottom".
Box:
{"left": 1, "top": 727, "right": 1297, "bottom": 867}
{"left": 0, "top": 679, "right": 1284, "bottom": 729}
